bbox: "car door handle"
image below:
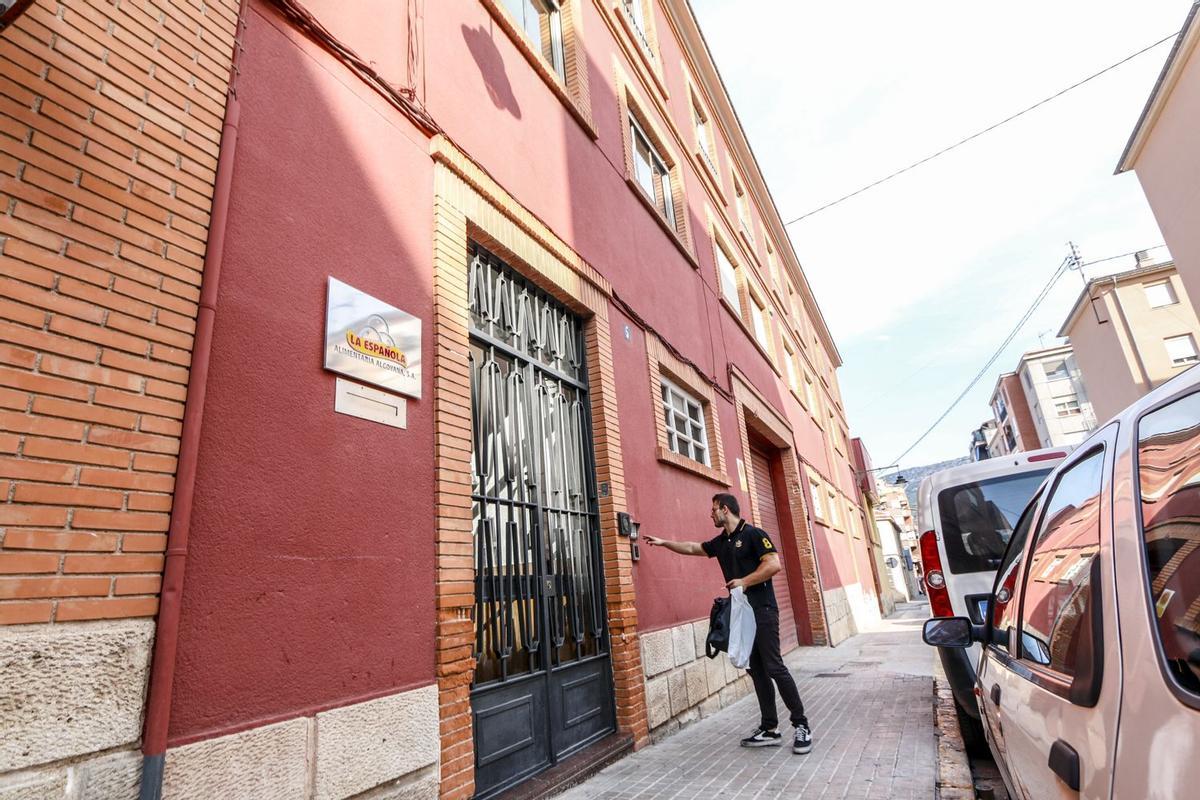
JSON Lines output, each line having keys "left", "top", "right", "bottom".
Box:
{"left": 1049, "top": 739, "right": 1080, "bottom": 792}
{"left": 990, "top": 683, "right": 1001, "bottom": 707}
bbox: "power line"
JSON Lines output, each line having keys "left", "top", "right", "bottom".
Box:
{"left": 784, "top": 32, "right": 1179, "bottom": 226}
{"left": 889, "top": 256, "right": 1073, "bottom": 466}
{"left": 1078, "top": 243, "right": 1168, "bottom": 269}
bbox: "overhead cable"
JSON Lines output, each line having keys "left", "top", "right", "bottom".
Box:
{"left": 889, "top": 256, "right": 1072, "bottom": 465}
{"left": 784, "top": 32, "right": 1179, "bottom": 225}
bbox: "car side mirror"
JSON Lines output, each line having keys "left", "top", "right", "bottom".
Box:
{"left": 923, "top": 617, "right": 974, "bottom": 648}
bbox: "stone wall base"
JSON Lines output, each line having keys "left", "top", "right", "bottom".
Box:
{"left": 639, "top": 620, "right": 757, "bottom": 742}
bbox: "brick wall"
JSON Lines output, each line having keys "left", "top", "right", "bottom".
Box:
{"left": 0, "top": 0, "right": 240, "bottom": 626}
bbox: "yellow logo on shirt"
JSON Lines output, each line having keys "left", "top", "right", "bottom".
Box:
{"left": 762, "top": 537, "right": 774, "bottom": 550}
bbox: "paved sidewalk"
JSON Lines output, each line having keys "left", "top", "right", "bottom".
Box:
{"left": 561, "top": 601, "right": 936, "bottom": 800}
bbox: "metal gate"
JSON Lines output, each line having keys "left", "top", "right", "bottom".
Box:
{"left": 467, "top": 245, "right": 616, "bottom": 798}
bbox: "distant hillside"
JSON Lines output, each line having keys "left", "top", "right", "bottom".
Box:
{"left": 880, "top": 456, "right": 970, "bottom": 509}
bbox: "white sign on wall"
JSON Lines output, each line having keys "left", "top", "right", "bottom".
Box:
{"left": 324, "top": 277, "right": 422, "bottom": 399}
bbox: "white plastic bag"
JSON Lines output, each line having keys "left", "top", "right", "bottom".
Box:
{"left": 727, "top": 586, "right": 757, "bottom": 670}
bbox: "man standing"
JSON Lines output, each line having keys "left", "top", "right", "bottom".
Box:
{"left": 643, "top": 493, "right": 812, "bottom": 754}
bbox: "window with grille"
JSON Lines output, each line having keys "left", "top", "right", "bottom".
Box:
{"left": 630, "top": 115, "right": 676, "bottom": 228}
{"left": 502, "top": 0, "right": 566, "bottom": 79}
{"left": 660, "top": 376, "right": 710, "bottom": 466}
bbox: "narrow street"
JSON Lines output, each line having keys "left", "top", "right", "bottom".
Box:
{"left": 560, "top": 602, "right": 935, "bottom": 800}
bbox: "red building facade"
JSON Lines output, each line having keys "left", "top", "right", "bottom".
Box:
{"left": 0, "top": 2, "right": 879, "bottom": 798}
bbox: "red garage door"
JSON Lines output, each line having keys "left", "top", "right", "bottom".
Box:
{"left": 750, "top": 447, "right": 799, "bottom": 652}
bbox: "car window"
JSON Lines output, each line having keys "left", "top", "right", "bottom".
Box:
{"left": 991, "top": 489, "right": 1042, "bottom": 641}
{"left": 1137, "top": 392, "right": 1200, "bottom": 699}
{"left": 1018, "top": 449, "right": 1105, "bottom": 676}
{"left": 937, "top": 469, "right": 1052, "bottom": 574}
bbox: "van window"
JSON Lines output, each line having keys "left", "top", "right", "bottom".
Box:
{"left": 1018, "top": 450, "right": 1104, "bottom": 676}
{"left": 991, "top": 490, "right": 1042, "bottom": 641}
{"left": 937, "top": 470, "right": 1051, "bottom": 573}
{"left": 1137, "top": 392, "right": 1200, "bottom": 698}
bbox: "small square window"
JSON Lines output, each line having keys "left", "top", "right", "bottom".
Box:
{"left": 1145, "top": 280, "right": 1179, "bottom": 309}
{"left": 1165, "top": 334, "right": 1199, "bottom": 366}
{"left": 1055, "top": 398, "right": 1082, "bottom": 417}
{"left": 660, "top": 376, "right": 710, "bottom": 466}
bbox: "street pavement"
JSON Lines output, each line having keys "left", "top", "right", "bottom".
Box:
{"left": 560, "top": 601, "right": 936, "bottom": 800}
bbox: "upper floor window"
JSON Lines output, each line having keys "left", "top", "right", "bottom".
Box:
{"left": 765, "top": 240, "right": 779, "bottom": 288}
{"left": 1055, "top": 397, "right": 1082, "bottom": 417}
{"left": 1166, "top": 334, "right": 1199, "bottom": 366}
{"left": 630, "top": 115, "right": 676, "bottom": 227}
{"left": 1137, "top": 390, "right": 1200, "bottom": 698}
{"left": 1043, "top": 359, "right": 1070, "bottom": 381}
{"left": 623, "top": 0, "right": 653, "bottom": 56}
{"left": 1145, "top": 280, "right": 1179, "bottom": 309}
{"left": 715, "top": 240, "right": 739, "bottom": 308}
{"left": 660, "top": 376, "right": 709, "bottom": 466}
{"left": 994, "top": 394, "right": 1008, "bottom": 422}
{"left": 783, "top": 340, "right": 799, "bottom": 394}
{"left": 750, "top": 294, "right": 771, "bottom": 352}
{"left": 734, "top": 176, "right": 754, "bottom": 242}
{"left": 809, "top": 479, "right": 824, "bottom": 519}
{"left": 503, "top": 0, "right": 566, "bottom": 79}
{"left": 691, "top": 91, "right": 715, "bottom": 169}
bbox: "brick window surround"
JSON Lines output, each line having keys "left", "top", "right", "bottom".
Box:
{"left": 646, "top": 334, "right": 728, "bottom": 485}
{"left": 431, "top": 136, "right": 649, "bottom": 799}
{"left": 481, "top": 0, "right": 596, "bottom": 137}
{"left": 729, "top": 367, "right": 829, "bottom": 645}
{"left": 615, "top": 64, "right": 693, "bottom": 261}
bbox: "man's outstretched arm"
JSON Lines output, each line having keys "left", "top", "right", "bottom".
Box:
{"left": 642, "top": 535, "right": 706, "bottom": 556}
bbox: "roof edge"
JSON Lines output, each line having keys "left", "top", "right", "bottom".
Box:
{"left": 1117, "top": 2, "right": 1200, "bottom": 174}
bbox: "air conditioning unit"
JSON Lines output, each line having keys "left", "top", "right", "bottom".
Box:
{"left": 1, "top": 0, "right": 36, "bottom": 33}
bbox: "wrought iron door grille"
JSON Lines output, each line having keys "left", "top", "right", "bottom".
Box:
{"left": 469, "top": 245, "right": 607, "bottom": 687}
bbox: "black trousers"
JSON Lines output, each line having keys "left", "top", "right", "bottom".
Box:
{"left": 747, "top": 604, "right": 808, "bottom": 730}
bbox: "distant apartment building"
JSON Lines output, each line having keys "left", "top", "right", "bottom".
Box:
{"left": 1116, "top": 2, "right": 1200, "bottom": 300}
{"left": 1015, "top": 346, "right": 1096, "bottom": 447}
{"left": 984, "top": 345, "right": 1093, "bottom": 456}
{"left": 1059, "top": 257, "right": 1200, "bottom": 422}
{"left": 988, "top": 373, "right": 1040, "bottom": 455}
{"left": 969, "top": 419, "right": 997, "bottom": 461}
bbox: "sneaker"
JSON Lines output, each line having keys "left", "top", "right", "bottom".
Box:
{"left": 793, "top": 725, "right": 813, "bottom": 754}
{"left": 740, "top": 727, "right": 783, "bottom": 748}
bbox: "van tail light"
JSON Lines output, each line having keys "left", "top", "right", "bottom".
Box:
{"left": 919, "top": 530, "right": 955, "bottom": 618}
{"left": 1028, "top": 451, "right": 1066, "bottom": 462}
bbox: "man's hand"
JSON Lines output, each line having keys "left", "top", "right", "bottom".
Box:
{"left": 725, "top": 578, "right": 745, "bottom": 590}
{"left": 642, "top": 534, "right": 664, "bottom": 547}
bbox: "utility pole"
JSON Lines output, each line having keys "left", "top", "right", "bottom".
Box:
{"left": 1067, "top": 240, "right": 1085, "bottom": 285}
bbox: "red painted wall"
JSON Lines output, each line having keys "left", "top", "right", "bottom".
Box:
{"left": 168, "top": 7, "right": 437, "bottom": 744}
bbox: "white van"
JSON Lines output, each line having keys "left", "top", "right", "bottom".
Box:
{"left": 923, "top": 365, "right": 1200, "bottom": 799}
{"left": 916, "top": 449, "right": 1067, "bottom": 725}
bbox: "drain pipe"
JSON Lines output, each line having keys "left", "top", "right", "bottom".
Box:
{"left": 138, "top": 5, "right": 247, "bottom": 798}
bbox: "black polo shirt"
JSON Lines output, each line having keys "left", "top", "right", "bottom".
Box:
{"left": 701, "top": 520, "right": 779, "bottom": 610}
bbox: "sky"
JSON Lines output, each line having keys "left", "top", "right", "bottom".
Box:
{"left": 690, "top": 0, "right": 1192, "bottom": 469}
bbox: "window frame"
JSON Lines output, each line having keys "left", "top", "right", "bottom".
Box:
{"left": 482, "top": 0, "right": 595, "bottom": 135}
{"left": 659, "top": 375, "right": 711, "bottom": 467}
{"left": 809, "top": 478, "right": 825, "bottom": 521}
{"left": 714, "top": 233, "right": 740, "bottom": 311}
{"left": 1165, "top": 334, "right": 1200, "bottom": 366}
{"left": 1008, "top": 444, "right": 1109, "bottom": 706}
{"left": 646, "top": 335, "right": 729, "bottom": 485}
{"left": 1133, "top": 387, "right": 1200, "bottom": 710}
{"left": 629, "top": 113, "right": 675, "bottom": 226}
{"left": 1145, "top": 280, "right": 1179, "bottom": 309}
